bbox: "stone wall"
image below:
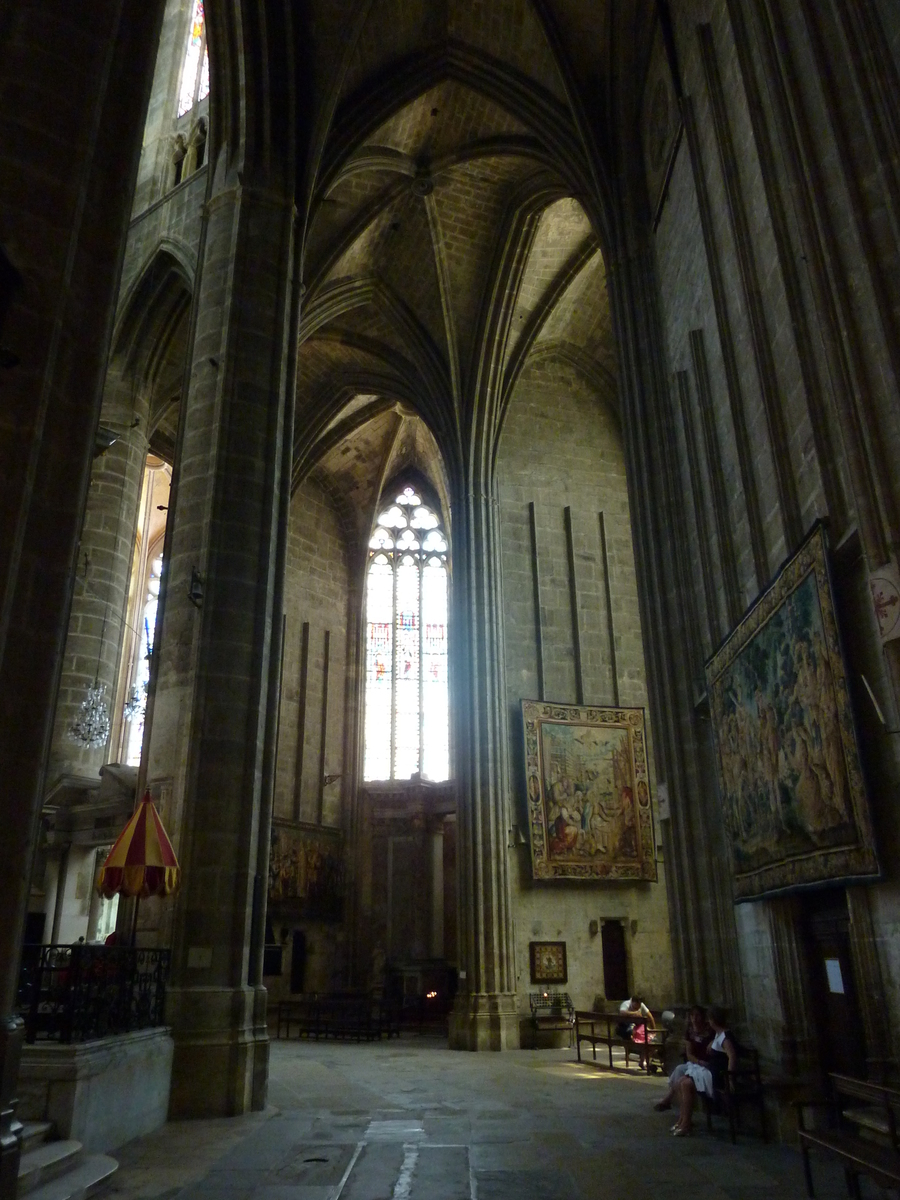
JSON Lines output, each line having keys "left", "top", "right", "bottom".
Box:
{"left": 131, "top": 0, "right": 210, "bottom": 217}
{"left": 276, "top": 475, "right": 351, "bottom": 828}
{"left": 121, "top": 168, "right": 206, "bottom": 299}
{"left": 19, "top": 1028, "right": 173, "bottom": 1153}
{"left": 496, "top": 354, "right": 675, "bottom": 1014}
{"left": 632, "top": 0, "right": 900, "bottom": 1067}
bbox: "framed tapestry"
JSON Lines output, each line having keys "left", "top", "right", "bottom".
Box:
{"left": 268, "top": 820, "right": 344, "bottom": 920}
{"left": 530, "top": 941, "right": 567, "bottom": 985}
{"left": 706, "top": 524, "right": 879, "bottom": 900}
{"left": 522, "top": 701, "right": 656, "bottom": 882}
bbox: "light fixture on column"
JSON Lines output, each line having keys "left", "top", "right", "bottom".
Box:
{"left": 69, "top": 399, "right": 140, "bottom": 750}
{"left": 122, "top": 680, "right": 148, "bottom": 723}
{"left": 68, "top": 587, "right": 113, "bottom": 749}
{"left": 68, "top": 681, "right": 111, "bottom": 748}
{"left": 188, "top": 566, "right": 204, "bottom": 608}
{"left": 68, "top": 573, "right": 113, "bottom": 750}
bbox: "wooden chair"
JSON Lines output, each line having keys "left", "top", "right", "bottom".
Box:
{"left": 797, "top": 1074, "right": 900, "bottom": 1198}
{"left": 702, "top": 1044, "right": 767, "bottom": 1143}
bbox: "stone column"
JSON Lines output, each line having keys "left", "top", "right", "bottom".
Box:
{"left": 47, "top": 374, "right": 148, "bottom": 785}
{"left": 448, "top": 482, "right": 518, "bottom": 1050}
{"left": 49, "top": 847, "right": 70, "bottom": 945}
{"left": 157, "top": 174, "right": 296, "bottom": 1117}
{"left": 0, "top": 6, "right": 165, "bottom": 1196}
{"left": 429, "top": 821, "right": 445, "bottom": 958}
{"left": 846, "top": 886, "right": 895, "bottom": 1081}
{"left": 766, "top": 896, "right": 819, "bottom": 1080}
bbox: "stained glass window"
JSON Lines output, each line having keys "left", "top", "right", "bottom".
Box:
{"left": 177, "top": 0, "right": 210, "bottom": 118}
{"left": 124, "top": 555, "right": 162, "bottom": 766}
{"left": 364, "top": 486, "right": 449, "bottom": 781}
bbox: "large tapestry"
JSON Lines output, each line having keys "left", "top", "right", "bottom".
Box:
{"left": 268, "top": 821, "right": 343, "bottom": 920}
{"left": 522, "top": 701, "right": 656, "bottom": 881}
{"left": 706, "top": 524, "right": 879, "bottom": 900}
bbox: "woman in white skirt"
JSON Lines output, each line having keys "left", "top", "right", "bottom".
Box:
{"left": 653, "top": 1006, "right": 712, "bottom": 1111}
{"left": 670, "top": 1006, "right": 737, "bottom": 1136}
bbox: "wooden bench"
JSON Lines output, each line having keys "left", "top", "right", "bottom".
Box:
{"left": 701, "top": 1044, "right": 767, "bottom": 1143}
{"left": 574, "top": 1010, "right": 668, "bottom": 1073}
{"left": 529, "top": 991, "right": 575, "bottom": 1047}
{"left": 797, "top": 1073, "right": 900, "bottom": 1198}
{"left": 276, "top": 993, "right": 400, "bottom": 1041}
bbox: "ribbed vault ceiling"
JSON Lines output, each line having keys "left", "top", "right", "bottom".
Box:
{"left": 294, "top": 0, "right": 623, "bottom": 542}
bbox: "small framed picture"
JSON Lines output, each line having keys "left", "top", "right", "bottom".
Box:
{"left": 529, "top": 941, "right": 567, "bottom": 984}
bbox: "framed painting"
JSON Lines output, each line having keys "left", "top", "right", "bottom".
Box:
{"left": 706, "top": 524, "right": 879, "bottom": 900}
{"left": 522, "top": 701, "right": 657, "bottom": 882}
{"left": 530, "top": 941, "right": 567, "bottom": 985}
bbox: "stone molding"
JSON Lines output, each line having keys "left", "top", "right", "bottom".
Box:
{"left": 449, "top": 991, "right": 520, "bottom": 1051}
{"left": 18, "top": 1026, "right": 173, "bottom": 1153}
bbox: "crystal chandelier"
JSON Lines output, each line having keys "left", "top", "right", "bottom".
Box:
{"left": 122, "top": 681, "right": 147, "bottom": 722}
{"left": 68, "top": 681, "right": 111, "bottom": 749}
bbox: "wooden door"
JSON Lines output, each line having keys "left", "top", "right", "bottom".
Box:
{"left": 291, "top": 930, "right": 307, "bottom": 994}
{"left": 601, "top": 919, "right": 629, "bottom": 1001}
{"left": 802, "top": 891, "right": 867, "bottom": 1077}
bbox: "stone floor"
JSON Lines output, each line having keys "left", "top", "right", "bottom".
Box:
{"left": 104, "top": 1035, "right": 889, "bottom": 1200}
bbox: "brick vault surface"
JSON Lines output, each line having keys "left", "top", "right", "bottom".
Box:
{"left": 102, "top": 1035, "right": 872, "bottom": 1200}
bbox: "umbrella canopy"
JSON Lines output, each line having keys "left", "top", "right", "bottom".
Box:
{"left": 96, "top": 790, "right": 181, "bottom": 899}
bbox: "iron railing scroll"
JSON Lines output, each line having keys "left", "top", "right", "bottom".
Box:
{"left": 17, "top": 944, "right": 170, "bottom": 1043}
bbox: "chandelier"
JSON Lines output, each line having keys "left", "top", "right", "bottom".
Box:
{"left": 66, "top": 417, "right": 133, "bottom": 752}
{"left": 68, "top": 681, "right": 111, "bottom": 749}
{"left": 122, "top": 681, "right": 147, "bottom": 722}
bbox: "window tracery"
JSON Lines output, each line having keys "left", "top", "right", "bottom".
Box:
{"left": 177, "top": 0, "right": 210, "bottom": 118}
{"left": 364, "top": 485, "right": 449, "bottom": 782}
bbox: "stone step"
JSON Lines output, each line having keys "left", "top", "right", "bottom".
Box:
{"left": 20, "top": 1122, "right": 55, "bottom": 1153}
{"left": 21, "top": 1154, "right": 118, "bottom": 1200}
{"left": 18, "top": 1139, "right": 83, "bottom": 1195}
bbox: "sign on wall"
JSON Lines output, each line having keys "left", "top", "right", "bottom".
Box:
{"left": 869, "top": 558, "right": 900, "bottom": 644}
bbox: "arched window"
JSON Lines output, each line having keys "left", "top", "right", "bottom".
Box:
{"left": 177, "top": 0, "right": 210, "bottom": 118}
{"left": 123, "top": 550, "right": 163, "bottom": 767}
{"left": 364, "top": 485, "right": 449, "bottom": 782}
{"left": 116, "top": 457, "right": 170, "bottom": 765}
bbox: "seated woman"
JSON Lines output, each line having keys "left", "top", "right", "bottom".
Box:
{"left": 617, "top": 995, "right": 656, "bottom": 1070}
{"left": 653, "top": 1005, "right": 712, "bottom": 1110}
{"left": 669, "top": 1005, "right": 737, "bottom": 1136}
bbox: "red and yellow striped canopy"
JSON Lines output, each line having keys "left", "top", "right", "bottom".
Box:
{"left": 96, "top": 790, "right": 181, "bottom": 899}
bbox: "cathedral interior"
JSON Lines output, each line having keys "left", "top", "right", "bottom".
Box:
{"left": 2, "top": 0, "right": 900, "bottom": 1191}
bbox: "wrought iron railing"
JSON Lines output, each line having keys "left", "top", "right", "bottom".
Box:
{"left": 17, "top": 944, "right": 170, "bottom": 1044}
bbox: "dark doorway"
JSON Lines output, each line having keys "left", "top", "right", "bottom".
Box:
{"left": 263, "top": 917, "right": 283, "bottom": 977}
{"left": 291, "top": 930, "right": 307, "bottom": 994}
{"left": 801, "top": 890, "right": 867, "bottom": 1078}
{"left": 0, "top": 246, "right": 22, "bottom": 369}
{"left": 23, "top": 912, "right": 46, "bottom": 946}
{"left": 601, "top": 919, "right": 628, "bottom": 1001}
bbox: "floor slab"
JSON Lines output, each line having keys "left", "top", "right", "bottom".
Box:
{"left": 104, "top": 1035, "right": 887, "bottom": 1200}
